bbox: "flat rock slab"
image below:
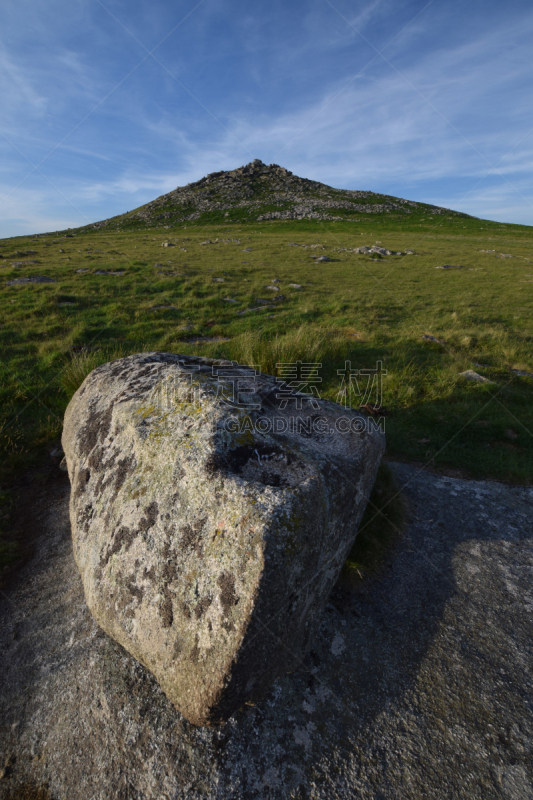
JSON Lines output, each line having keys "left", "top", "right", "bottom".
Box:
{"left": 1, "top": 464, "right": 532, "bottom": 799}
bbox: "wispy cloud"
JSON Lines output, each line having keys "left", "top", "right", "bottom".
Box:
{"left": 0, "top": 0, "right": 532, "bottom": 235}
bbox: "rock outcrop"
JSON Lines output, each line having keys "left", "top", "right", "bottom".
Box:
{"left": 82, "top": 159, "right": 467, "bottom": 230}
{"left": 62, "top": 352, "right": 384, "bottom": 726}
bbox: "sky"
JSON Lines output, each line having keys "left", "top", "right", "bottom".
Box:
{"left": 1, "top": 0, "right": 532, "bottom": 238}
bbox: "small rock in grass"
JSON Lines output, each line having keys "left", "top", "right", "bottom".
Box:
{"left": 457, "top": 370, "right": 494, "bottom": 384}
{"left": 265, "top": 285, "right": 280, "bottom": 291}
{"left": 213, "top": 277, "right": 225, "bottom": 283}
{"left": 422, "top": 334, "right": 447, "bottom": 345}
{"left": 237, "top": 306, "right": 272, "bottom": 314}
{"left": 436, "top": 265, "right": 464, "bottom": 270}
{"left": 76, "top": 268, "right": 90, "bottom": 274}
{"left": 314, "top": 256, "right": 331, "bottom": 262}
{"left": 6, "top": 276, "right": 55, "bottom": 285}
{"left": 289, "top": 284, "right": 302, "bottom": 289}
{"left": 223, "top": 298, "right": 237, "bottom": 303}
{"left": 10, "top": 260, "right": 40, "bottom": 266}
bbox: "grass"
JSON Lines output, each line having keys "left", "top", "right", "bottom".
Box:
{"left": 1, "top": 210, "right": 532, "bottom": 570}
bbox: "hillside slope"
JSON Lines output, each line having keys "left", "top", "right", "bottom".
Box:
{"left": 86, "top": 159, "right": 468, "bottom": 231}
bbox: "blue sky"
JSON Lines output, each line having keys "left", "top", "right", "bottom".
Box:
{"left": 1, "top": 0, "right": 532, "bottom": 237}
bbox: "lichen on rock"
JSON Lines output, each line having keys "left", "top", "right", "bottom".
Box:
{"left": 62, "top": 352, "right": 384, "bottom": 726}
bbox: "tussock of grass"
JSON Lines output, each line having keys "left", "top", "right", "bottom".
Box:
{"left": 60, "top": 346, "right": 140, "bottom": 400}
{"left": 221, "top": 325, "right": 348, "bottom": 377}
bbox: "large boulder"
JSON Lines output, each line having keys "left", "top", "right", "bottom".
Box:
{"left": 62, "top": 352, "right": 385, "bottom": 726}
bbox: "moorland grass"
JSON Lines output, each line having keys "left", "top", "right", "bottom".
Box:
{"left": 1, "top": 212, "right": 532, "bottom": 570}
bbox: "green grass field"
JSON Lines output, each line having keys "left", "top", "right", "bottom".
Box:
{"left": 1, "top": 211, "right": 532, "bottom": 570}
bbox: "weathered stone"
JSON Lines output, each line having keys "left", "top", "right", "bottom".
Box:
{"left": 62, "top": 353, "right": 384, "bottom": 727}
{"left": 6, "top": 276, "right": 54, "bottom": 285}
{"left": 457, "top": 369, "right": 494, "bottom": 384}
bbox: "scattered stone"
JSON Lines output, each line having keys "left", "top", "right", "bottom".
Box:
{"left": 161, "top": 243, "right": 175, "bottom": 247}
{"left": 6, "top": 276, "right": 55, "bottom": 285}
{"left": 404, "top": 250, "right": 414, "bottom": 255}
{"left": 314, "top": 256, "right": 331, "bottom": 262}
{"left": 422, "top": 334, "right": 447, "bottom": 345}
{"left": 457, "top": 370, "right": 494, "bottom": 384}
{"left": 241, "top": 248, "right": 252, "bottom": 252}
{"left": 75, "top": 268, "right": 90, "bottom": 274}
{"left": 289, "top": 284, "right": 302, "bottom": 289}
{"left": 10, "top": 260, "right": 40, "bottom": 266}
{"left": 436, "top": 265, "right": 464, "bottom": 270}
{"left": 223, "top": 298, "right": 237, "bottom": 303}
{"left": 94, "top": 270, "right": 125, "bottom": 276}
{"left": 354, "top": 246, "right": 396, "bottom": 256}
{"left": 508, "top": 367, "right": 533, "bottom": 378}
{"left": 265, "top": 285, "right": 280, "bottom": 291}
{"left": 213, "top": 278, "right": 225, "bottom": 283}
{"left": 500, "top": 254, "right": 512, "bottom": 258}
{"left": 237, "top": 306, "right": 272, "bottom": 314}
{"left": 61, "top": 352, "right": 385, "bottom": 726}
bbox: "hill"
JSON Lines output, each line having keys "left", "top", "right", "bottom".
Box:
{"left": 84, "top": 159, "right": 468, "bottom": 231}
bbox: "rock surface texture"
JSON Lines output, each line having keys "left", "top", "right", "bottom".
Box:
{"left": 61, "top": 352, "right": 385, "bottom": 726}
{"left": 1, "top": 463, "right": 532, "bottom": 799}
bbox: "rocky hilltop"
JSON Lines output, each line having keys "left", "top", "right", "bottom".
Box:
{"left": 88, "top": 159, "right": 466, "bottom": 230}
